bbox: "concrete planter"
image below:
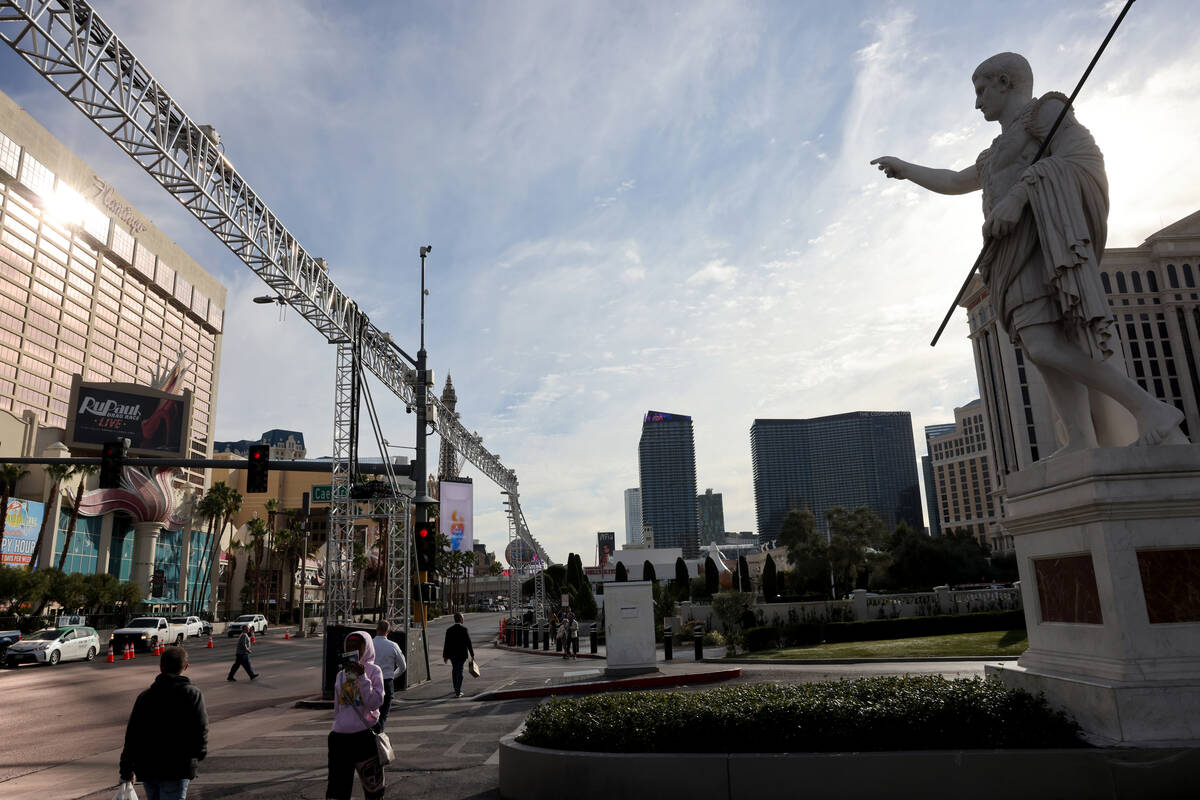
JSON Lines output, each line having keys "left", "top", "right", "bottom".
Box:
{"left": 499, "top": 736, "right": 1199, "bottom": 799}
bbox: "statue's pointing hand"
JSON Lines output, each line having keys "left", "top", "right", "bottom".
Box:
{"left": 870, "top": 156, "right": 909, "bottom": 180}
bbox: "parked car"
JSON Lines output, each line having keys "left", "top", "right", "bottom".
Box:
{"left": 110, "top": 616, "right": 188, "bottom": 653}
{"left": 170, "top": 616, "right": 212, "bottom": 638}
{"left": 0, "top": 630, "right": 22, "bottom": 660}
{"left": 4, "top": 626, "right": 100, "bottom": 667}
{"left": 226, "top": 614, "right": 268, "bottom": 637}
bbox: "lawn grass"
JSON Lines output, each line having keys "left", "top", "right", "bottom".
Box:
{"left": 735, "top": 629, "right": 1028, "bottom": 659}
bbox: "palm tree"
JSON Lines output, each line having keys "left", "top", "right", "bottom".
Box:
{"left": 57, "top": 465, "right": 98, "bottom": 571}
{"left": 224, "top": 537, "right": 247, "bottom": 619}
{"left": 193, "top": 482, "right": 240, "bottom": 614}
{"left": 190, "top": 488, "right": 223, "bottom": 610}
{"left": 29, "top": 464, "right": 72, "bottom": 571}
{"left": 271, "top": 520, "right": 303, "bottom": 623}
{"left": 0, "top": 464, "right": 30, "bottom": 565}
{"left": 245, "top": 517, "right": 269, "bottom": 612}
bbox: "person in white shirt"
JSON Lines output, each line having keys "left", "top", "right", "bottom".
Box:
{"left": 371, "top": 621, "right": 406, "bottom": 733}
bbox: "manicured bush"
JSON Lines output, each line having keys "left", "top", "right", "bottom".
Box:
{"left": 517, "top": 677, "right": 1083, "bottom": 753}
{"left": 744, "top": 626, "right": 779, "bottom": 652}
{"left": 781, "top": 621, "right": 822, "bottom": 646}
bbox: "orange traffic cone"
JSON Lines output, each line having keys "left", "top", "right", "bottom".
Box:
{"left": 129, "top": 642, "right": 136, "bottom": 660}
{"left": 122, "top": 643, "right": 131, "bottom": 660}
{"left": 283, "top": 630, "right": 290, "bottom": 640}
{"left": 250, "top": 632, "right": 256, "bottom": 644}
{"left": 206, "top": 634, "right": 214, "bottom": 649}
{"left": 105, "top": 642, "right": 115, "bottom": 663}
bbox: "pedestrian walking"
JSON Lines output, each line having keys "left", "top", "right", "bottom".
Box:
{"left": 327, "top": 631, "right": 386, "bottom": 800}
{"left": 118, "top": 645, "right": 208, "bottom": 800}
{"left": 558, "top": 615, "right": 570, "bottom": 660}
{"left": 568, "top": 612, "right": 580, "bottom": 659}
{"left": 372, "top": 620, "right": 406, "bottom": 733}
{"left": 442, "top": 612, "right": 475, "bottom": 697}
{"left": 226, "top": 628, "right": 258, "bottom": 681}
{"left": 549, "top": 612, "right": 560, "bottom": 652}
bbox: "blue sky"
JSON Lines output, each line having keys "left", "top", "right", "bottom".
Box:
{"left": 3, "top": 1, "right": 1199, "bottom": 564}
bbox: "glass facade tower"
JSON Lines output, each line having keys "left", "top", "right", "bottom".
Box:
{"left": 751, "top": 411, "right": 922, "bottom": 541}
{"left": 638, "top": 410, "right": 699, "bottom": 558}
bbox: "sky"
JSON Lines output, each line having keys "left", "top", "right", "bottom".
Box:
{"left": 2, "top": 0, "right": 1199, "bottom": 565}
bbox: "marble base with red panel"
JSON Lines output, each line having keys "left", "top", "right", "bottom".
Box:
{"left": 986, "top": 446, "right": 1200, "bottom": 745}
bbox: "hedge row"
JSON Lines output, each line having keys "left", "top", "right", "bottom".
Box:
{"left": 518, "top": 677, "right": 1083, "bottom": 753}
{"left": 750, "top": 609, "right": 1026, "bottom": 650}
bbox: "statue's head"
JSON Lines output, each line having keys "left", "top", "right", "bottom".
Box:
{"left": 972, "top": 52, "right": 1033, "bottom": 121}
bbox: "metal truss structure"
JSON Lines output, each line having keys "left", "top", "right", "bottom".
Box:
{"left": 381, "top": 495, "right": 409, "bottom": 627}
{"left": 0, "top": 0, "right": 554, "bottom": 573}
{"left": 326, "top": 343, "right": 356, "bottom": 625}
{"left": 533, "top": 569, "right": 546, "bottom": 624}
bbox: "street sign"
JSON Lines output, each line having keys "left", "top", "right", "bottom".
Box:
{"left": 312, "top": 484, "right": 332, "bottom": 503}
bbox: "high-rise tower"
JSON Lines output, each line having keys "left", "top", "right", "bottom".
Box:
{"left": 638, "top": 410, "right": 699, "bottom": 557}
{"left": 437, "top": 373, "right": 459, "bottom": 479}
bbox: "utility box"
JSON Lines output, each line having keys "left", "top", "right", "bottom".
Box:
{"left": 603, "top": 581, "right": 656, "bottom": 677}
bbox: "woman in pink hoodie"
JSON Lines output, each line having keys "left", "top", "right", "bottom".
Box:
{"left": 327, "top": 631, "right": 386, "bottom": 799}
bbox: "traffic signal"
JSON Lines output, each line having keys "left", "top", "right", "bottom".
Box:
{"left": 99, "top": 439, "right": 127, "bottom": 489}
{"left": 415, "top": 520, "right": 436, "bottom": 573}
{"left": 246, "top": 444, "right": 270, "bottom": 493}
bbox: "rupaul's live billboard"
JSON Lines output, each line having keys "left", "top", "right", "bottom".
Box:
{"left": 439, "top": 477, "right": 474, "bottom": 552}
{"left": 66, "top": 376, "right": 192, "bottom": 457}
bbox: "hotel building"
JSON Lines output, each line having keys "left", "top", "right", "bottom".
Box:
{"left": 0, "top": 88, "right": 225, "bottom": 606}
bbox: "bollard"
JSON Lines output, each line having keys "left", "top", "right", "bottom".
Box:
{"left": 663, "top": 625, "right": 673, "bottom": 661}
{"left": 523, "top": 625, "right": 530, "bottom": 648}
{"left": 590, "top": 624, "right": 598, "bottom": 654}
{"left": 543, "top": 624, "right": 550, "bottom": 651}
{"left": 556, "top": 631, "right": 562, "bottom": 652}
{"left": 507, "top": 626, "right": 515, "bottom": 647}
{"left": 694, "top": 631, "right": 704, "bottom": 661}
{"left": 533, "top": 625, "right": 540, "bottom": 650}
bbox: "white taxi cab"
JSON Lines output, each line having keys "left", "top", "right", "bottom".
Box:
{"left": 4, "top": 625, "right": 101, "bottom": 667}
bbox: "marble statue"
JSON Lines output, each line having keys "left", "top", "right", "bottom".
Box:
{"left": 872, "top": 52, "right": 1188, "bottom": 454}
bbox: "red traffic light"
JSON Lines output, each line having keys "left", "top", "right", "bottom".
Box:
{"left": 251, "top": 450, "right": 262, "bottom": 460}
{"left": 418, "top": 527, "right": 430, "bottom": 538}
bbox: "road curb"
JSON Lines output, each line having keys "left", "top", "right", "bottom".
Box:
{"left": 477, "top": 667, "right": 742, "bottom": 701}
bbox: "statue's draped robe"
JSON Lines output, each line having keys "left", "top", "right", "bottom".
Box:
{"left": 977, "top": 91, "right": 1113, "bottom": 359}
{"left": 977, "top": 92, "right": 1135, "bottom": 446}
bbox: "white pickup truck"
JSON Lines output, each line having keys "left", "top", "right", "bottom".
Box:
{"left": 169, "top": 616, "right": 212, "bottom": 638}
{"left": 110, "top": 616, "right": 188, "bottom": 653}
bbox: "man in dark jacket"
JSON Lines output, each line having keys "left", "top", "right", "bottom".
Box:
{"left": 119, "top": 645, "right": 208, "bottom": 800}
{"left": 227, "top": 628, "right": 257, "bottom": 680}
{"left": 441, "top": 612, "right": 475, "bottom": 698}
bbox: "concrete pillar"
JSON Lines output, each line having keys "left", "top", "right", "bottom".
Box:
{"left": 97, "top": 512, "right": 114, "bottom": 575}
{"left": 132, "top": 520, "right": 163, "bottom": 598}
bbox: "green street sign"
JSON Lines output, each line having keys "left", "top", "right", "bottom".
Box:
{"left": 312, "top": 484, "right": 332, "bottom": 503}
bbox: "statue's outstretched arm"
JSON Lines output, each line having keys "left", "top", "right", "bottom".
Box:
{"left": 871, "top": 157, "right": 979, "bottom": 195}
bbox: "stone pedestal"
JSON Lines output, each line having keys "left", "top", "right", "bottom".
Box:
{"left": 131, "top": 521, "right": 163, "bottom": 599}
{"left": 987, "top": 446, "right": 1200, "bottom": 745}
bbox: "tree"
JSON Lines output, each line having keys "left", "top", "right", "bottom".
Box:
{"left": 570, "top": 575, "right": 598, "bottom": 620}
{"left": 737, "top": 556, "right": 751, "bottom": 594}
{"left": 704, "top": 557, "right": 718, "bottom": 596}
{"left": 488, "top": 561, "right": 504, "bottom": 576}
{"left": 224, "top": 538, "right": 247, "bottom": 618}
{"left": 245, "top": 517, "right": 270, "bottom": 612}
{"left": 643, "top": 560, "right": 656, "bottom": 583}
{"left": 762, "top": 554, "right": 779, "bottom": 602}
{"left": 566, "top": 553, "right": 585, "bottom": 591}
{"left": 0, "top": 464, "right": 30, "bottom": 566}
{"left": 57, "top": 465, "right": 99, "bottom": 571}
{"left": 30, "top": 464, "right": 72, "bottom": 571}
{"left": 272, "top": 520, "right": 304, "bottom": 622}
{"left": 777, "top": 509, "right": 829, "bottom": 595}
{"left": 825, "top": 506, "right": 887, "bottom": 596}
{"left": 615, "top": 562, "right": 628, "bottom": 582}
{"left": 711, "top": 590, "right": 753, "bottom": 633}
{"left": 674, "top": 557, "right": 690, "bottom": 601}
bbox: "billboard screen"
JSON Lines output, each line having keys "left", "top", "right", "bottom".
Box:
{"left": 66, "top": 376, "right": 192, "bottom": 457}
{"left": 0, "top": 498, "right": 45, "bottom": 569}
{"left": 597, "top": 531, "right": 615, "bottom": 567}
{"left": 439, "top": 478, "right": 473, "bottom": 552}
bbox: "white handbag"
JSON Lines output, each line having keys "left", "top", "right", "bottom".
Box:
{"left": 113, "top": 782, "right": 140, "bottom": 800}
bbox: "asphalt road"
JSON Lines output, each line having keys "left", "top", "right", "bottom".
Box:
{"left": 0, "top": 611, "right": 997, "bottom": 800}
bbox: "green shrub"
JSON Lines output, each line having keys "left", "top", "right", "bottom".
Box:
{"left": 517, "top": 677, "right": 1083, "bottom": 753}
{"left": 782, "top": 621, "right": 822, "bottom": 646}
{"left": 702, "top": 630, "right": 726, "bottom": 647}
{"left": 744, "top": 626, "right": 779, "bottom": 651}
